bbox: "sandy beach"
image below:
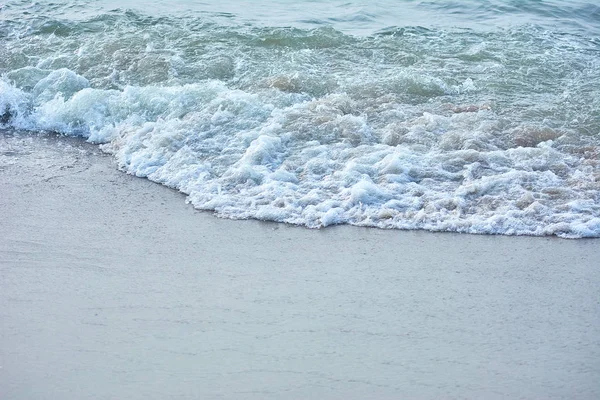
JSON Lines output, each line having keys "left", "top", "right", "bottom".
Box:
{"left": 1, "top": 131, "right": 599, "bottom": 399}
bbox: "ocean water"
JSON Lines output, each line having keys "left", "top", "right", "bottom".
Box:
{"left": 1, "top": 0, "right": 599, "bottom": 237}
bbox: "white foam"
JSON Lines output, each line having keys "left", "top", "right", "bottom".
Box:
{"left": 1, "top": 19, "right": 598, "bottom": 238}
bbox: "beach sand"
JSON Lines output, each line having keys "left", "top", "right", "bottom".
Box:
{"left": 1, "top": 131, "right": 599, "bottom": 399}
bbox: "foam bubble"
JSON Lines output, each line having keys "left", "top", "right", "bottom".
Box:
{"left": 1, "top": 14, "right": 598, "bottom": 238}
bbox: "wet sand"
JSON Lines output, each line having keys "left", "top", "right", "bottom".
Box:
{"left": 1, "top": 132, "right": 599, "bottom": 399}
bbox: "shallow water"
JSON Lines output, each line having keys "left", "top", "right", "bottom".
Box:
{"left": 1, "top": 0, "right": 599, "bottom": 237}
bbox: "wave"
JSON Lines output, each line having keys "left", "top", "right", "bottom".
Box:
{"left": 1, "top": 10, "right": 599, "bottom": 237}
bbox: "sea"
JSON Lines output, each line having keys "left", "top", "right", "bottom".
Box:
{"left": 1, "top": 0, "right": 599, "bottom": 237}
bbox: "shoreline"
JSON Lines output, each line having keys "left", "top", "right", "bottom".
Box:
{"left": 1, "top": 131, "right": 599, "bottom": 399}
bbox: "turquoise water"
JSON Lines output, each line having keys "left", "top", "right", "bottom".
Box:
{"left": 1, "top": 1, "right": 599, "bottom": 236}
{"left": 3, "top": 1, "right": 600, "bottom": 35}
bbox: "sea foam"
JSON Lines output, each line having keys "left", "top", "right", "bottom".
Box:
{"left": 1, "top": 9, "right": 598, "bottom": 237}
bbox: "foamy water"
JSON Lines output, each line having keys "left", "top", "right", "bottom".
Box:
{"left": 1, "top": 0, "right": 599, "bottom": 237}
